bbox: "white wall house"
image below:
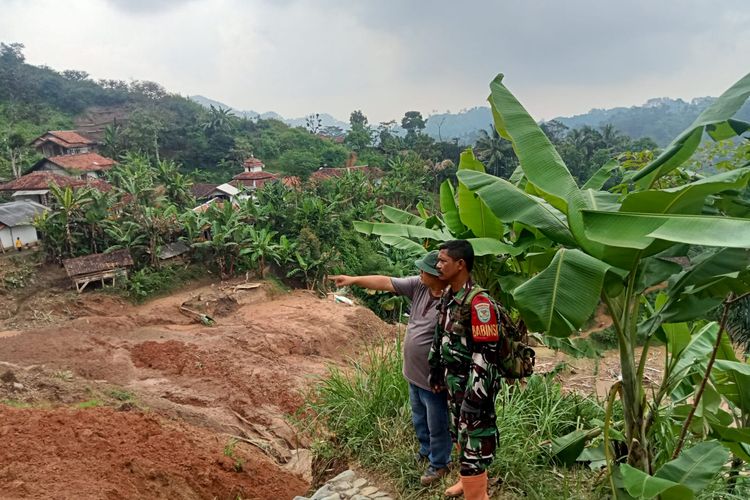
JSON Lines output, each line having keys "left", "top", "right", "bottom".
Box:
{"left": 0, "top": 201, "right": 47, "bottom": 250}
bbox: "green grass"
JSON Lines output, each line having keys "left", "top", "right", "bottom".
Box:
{"left": 301, "top": 337, "right": 606, "bottom": 499}
{"left": 124, "top": 264, "right": 206, "bottom": 302}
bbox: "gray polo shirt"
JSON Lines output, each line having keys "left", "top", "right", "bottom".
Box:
{"left": 391, "top": 276, "right": 441, "bottom": 391}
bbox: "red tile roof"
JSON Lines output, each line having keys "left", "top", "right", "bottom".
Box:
{"left": 233, "top": 171, "right": 277, "bottom": 181}
{"left": 0, "top": 172, "right": 112, "bottom": 192}
{"left": 243, "top": 157, "right": 265, "bottom": 169}
{"left": 32, "top": 130, "right": 95, "bottom": 148}
{"left": 47, "top": 153, "right": 116, "bottom": 172}
{"left": 282, "top": 176, "right": 301, "bottom": 188}
{"left": 310, "top": 165, "right": 384, "bottom": 181}
{"left": 191, "top": 183, "right": 218, "bottom": 199}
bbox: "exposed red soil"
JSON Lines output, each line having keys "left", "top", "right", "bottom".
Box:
{"left": 0, "top": 274, "right": 395, "bottom": 499}
{"left": 0, "top": 406, "right": 307, "bottom": 500}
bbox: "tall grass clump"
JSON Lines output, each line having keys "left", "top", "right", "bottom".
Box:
{"left": 491, "top": 376, "right": 607, "bottom": 498}
{"left": 304, "top": 337, "right": 422, "bottom": 490}
{"left": 303, "top": 336, "right": 609, "bottom": 498}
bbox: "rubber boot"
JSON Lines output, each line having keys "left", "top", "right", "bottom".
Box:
{"left": 444, "top": 443, "right": 463, "bottom": 497}
{"left": 444, "top": 477, "right": 462, "bottom": 497}
{"left": 460, "top": 471, "right": 489, "bottom": 500}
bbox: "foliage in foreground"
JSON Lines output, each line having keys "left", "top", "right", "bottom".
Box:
{"left": 302, "top": 339, "right": 607, "bottom": 499}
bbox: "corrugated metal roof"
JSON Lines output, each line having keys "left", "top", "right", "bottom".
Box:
{"left": 0, "top": 201, "right": 47, "bottom": 227}
{"left": 216, "top": 183, "right": 240, "bottom": 196}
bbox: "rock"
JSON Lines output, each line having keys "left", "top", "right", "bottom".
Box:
{"left": 293, "top": 497, "right": 309, "bottom": 500}
{"left": 329, "top": 469, "right": 355, "bottom": 483}
{"left": 320, "top": 495, "right": 342, "bottom": 500}
{"left": 11, "top": 382, "right": 23, "bottom": 391}
{"left": 310, "top": 484, "right": 333, "bottom": 500}
{"left": 333, "top": 481, "right": 352, "bottom": 491}
{"left": 351, "top": 496, "right": 369, "bottom": 500}
{"left": 343, "top": 488, "right": 359, "bottom": 496}
{"left": 351, "top": 478, "right": 368, "bottom": 488}
{"left": 371, "top": 492, "right": 390, "bottom": 498}
{"left": 284, "top": 449, "right": 313, "bottom": 483}
{"left": 359, "top": 486, "right": 379, "bottom": 496}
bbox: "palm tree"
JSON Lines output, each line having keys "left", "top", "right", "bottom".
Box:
{"left": 474, "top": 127, "right": 514, "bottom": 178}
{"left": 202, "top": 105, "right": 236, "bottom": 135}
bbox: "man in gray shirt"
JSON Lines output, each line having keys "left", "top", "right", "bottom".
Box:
{"left": 330, "top": 251, "right": 452, "bottom": 485}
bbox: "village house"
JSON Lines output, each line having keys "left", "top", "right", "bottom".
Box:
{"left": 231, "top": 156, "right": 279, "bottom": 190}
{"left": 0, "top": 130, "right": 115, "bottom": 205}
{"left": 190, "top": 182, "right": 240, "bottom": 203}
{"left": 28, "top": 130, "right": 115, "bottom": 180}
{"left": 0, "top": 200, "right": 47, "bottom": 250}
{"left": 31, "top": 130, "right": 95, "bottom": 157}
{"left": 306, "top": 152, "right": 383, "bottom": 183}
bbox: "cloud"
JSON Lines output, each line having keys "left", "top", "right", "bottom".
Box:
{"left": 0, "top": 0, "right": 748, "bottom": 122}
{"left": 104, "top": 0, "right": 198, "bottom": 15}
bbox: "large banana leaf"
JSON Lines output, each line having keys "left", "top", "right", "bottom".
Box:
{"left": 582, "top": 211, "right": 750, "bottom": 249}
{"left": 440, "top": 180, "right": 466, "bottom": 235}
{"left": 713, "top": 359, "right": 750, "bottom": 413}
{"left": 633, "top": 71, "right": 750, "bottom": 186}
{"left": 566, "top": 188, "right": 619, "bottom": 258}
{"left": 513, "top": 248, "right": 611, "bottom": 336}
{"left": 353, "top": 221, "right": 450, "bottom": 240}
{"left": 382, "top": 205, "right": 426, "bottom": 226}
{"left": 456, "top": 170, "right": 576, "bottom": 246}
{"left": 379, "top": 236, "right": 426, "bottom": 255}
{"left": 620, "top": 441, "right": 728, "bottom": 500}
{"left": 488, "top": 73, "right": 579, "bottom": 213}
{"left": 622, "top": 167, "right": 750, "bottom": 214}
{"left": 456, "top": 149, "right": 504, "bottom": 238}
{"left": 582, "top": 159, "right": 620, "bottom": 190}
{"left": 466, "top": 237, "right": 517, "bottom": 256}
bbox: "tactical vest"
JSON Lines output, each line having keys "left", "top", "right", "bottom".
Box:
{"left": 440, "top": 284, "right": 535, "bottom": 380}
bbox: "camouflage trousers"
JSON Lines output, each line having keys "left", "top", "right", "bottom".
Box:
{"left": 446, "top": 371, "right": 498, "bottom": 475}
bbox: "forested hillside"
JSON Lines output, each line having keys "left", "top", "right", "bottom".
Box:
{"left": 0, "top": 43, "right": 468, "bottom": 184}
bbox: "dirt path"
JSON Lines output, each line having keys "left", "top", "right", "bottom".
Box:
{"left": 0, "top": 278, "right": 394, "bottom": 499}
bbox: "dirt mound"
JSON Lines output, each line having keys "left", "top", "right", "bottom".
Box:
{"left": 0, "top": 278, "right": 396, "bottom": 498}
{"left": 0, "top": 406, "right": 308, "bottom": 500}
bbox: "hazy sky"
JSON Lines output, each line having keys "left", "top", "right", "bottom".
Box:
{"left": 1, "top": 0, "right": 748, "bottom": 122}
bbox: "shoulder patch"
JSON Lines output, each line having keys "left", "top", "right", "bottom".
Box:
{"left": 470, "top": 294, "right": 499, "bottom": 342}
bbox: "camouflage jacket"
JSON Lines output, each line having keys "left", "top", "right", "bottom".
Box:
{"left": 428, "top": 281, "right": 502, "bottom": 410}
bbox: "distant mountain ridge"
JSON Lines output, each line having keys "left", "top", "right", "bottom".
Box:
{"left": 189, "top": 94, "right": 750, "bottom": 147}
{"left": 187, "top": 95, "right": 348, "bottom": 131}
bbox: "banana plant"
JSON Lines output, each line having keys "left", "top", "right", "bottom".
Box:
{"left": 453, "top": 71, "right": 750, "bottom": 479}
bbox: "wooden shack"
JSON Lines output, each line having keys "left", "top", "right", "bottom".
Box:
{"left": 62, "top": 249, "right": 134, "bottom": 293}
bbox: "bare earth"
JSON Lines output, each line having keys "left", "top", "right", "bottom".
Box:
{"left": 0, "top": 262, "right": 664, "bottom": 499}
{"left": 0, "top": 263, "right": 393, "bottom": 500}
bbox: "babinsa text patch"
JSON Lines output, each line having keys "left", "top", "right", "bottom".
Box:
{"left": 470, "top": 295, "right": 499, "bottom": 342}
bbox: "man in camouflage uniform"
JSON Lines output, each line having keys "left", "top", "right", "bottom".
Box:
{"left": 429, "top": 240, "right": 503, "bottom": 500}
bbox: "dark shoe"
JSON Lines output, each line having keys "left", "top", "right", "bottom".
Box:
{"left": 420, "top": 465, "right": 449, "bottom": 486}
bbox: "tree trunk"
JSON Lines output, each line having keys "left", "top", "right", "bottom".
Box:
{"left": 617, "top": 332, "right": 650, "bottom": 471}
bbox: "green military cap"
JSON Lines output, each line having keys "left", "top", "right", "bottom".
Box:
{"left": 415, "top": 250, "right": 440, "bottom": 276}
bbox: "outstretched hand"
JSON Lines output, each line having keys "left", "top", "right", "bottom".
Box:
{"left": 329, "top": 275, "right": 355, "bottom": 287}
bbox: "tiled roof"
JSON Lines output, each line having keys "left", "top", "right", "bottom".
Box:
{"left": 282, "top": 176, "right": 301, "bottom": 188}
{"left": 47, "top": 153, "right": 115, "bottom": 172}
{"left": 32, "top": 130, "right": 95, "bottom": 148}
{"left": 243, "top": 157, "right": 265, "bottom": 168}
{"left": 233, "top": 171, "right": 278, "bottom": 181}
{"left": 191, "top": 183, "right": 218, "bottom": 199}
{"left": 0, "top": 172, "right": 112, "bottom": 192}
{"left": 310, "top": 165, "right": 384, "bottom": 181}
